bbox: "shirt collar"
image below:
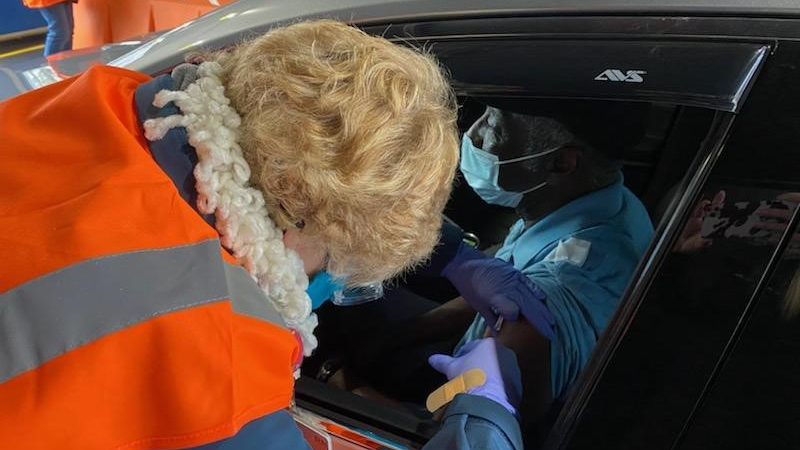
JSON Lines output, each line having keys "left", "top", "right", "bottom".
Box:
{"left": 134, "top": 74, "right": 215, "bottom": 227}
{"left": 506, "top": 175, "right": 625, "bottom": 267}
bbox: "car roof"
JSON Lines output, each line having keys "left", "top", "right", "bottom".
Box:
{"left": 112, "top": 0, "right": 800, "bottom": 74}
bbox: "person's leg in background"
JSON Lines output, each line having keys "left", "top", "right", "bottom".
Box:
{"left": 39, "top": 1, "right": 74, "bottom": 57}
{"left": 65, "top": 1, "right": 74, "bottom": 48}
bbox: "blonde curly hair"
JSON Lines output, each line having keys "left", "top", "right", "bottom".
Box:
{"left": 216, "top": 20, "right": 459, "bottom": 285}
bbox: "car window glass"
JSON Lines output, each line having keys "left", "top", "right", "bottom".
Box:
{"left": 677, "top": 220, "right": 800, "bottom": 450}
{"left": 564, "top": 181, "right": 797, "bottom": 450}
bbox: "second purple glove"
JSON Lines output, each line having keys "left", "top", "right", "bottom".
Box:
{"left": 428, "top": 337, "right": 522, "bottom": 416}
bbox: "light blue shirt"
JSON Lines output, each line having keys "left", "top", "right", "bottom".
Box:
{"left": 458, "top": 176, "right": 653, "bottom": 399}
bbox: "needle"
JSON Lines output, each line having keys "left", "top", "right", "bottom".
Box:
{"left": 493, "top": 316, "right": 504, "bottom": 333}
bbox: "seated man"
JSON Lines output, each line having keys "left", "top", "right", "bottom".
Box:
{"left": 327, "top": 99, "right": 654, "bottom": 432}
{"left": 448, "top": 99, "right": 654, "bottom": 409}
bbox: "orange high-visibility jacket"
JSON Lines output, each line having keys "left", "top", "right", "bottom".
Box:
{"left": 22, "top": 0, "right": 70, "bottom": 8}
{"left": 0, "top": 66, "right": 300, "bottom": 450}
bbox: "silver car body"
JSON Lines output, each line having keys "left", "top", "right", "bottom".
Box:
{"left": 112, "top": 0, "right": 800, "bottom": 74}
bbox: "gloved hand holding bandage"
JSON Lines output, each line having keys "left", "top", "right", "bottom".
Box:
{"left": 428, "top": 338, "right": 522, "bottom": 416}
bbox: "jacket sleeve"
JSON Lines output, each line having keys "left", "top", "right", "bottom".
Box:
{"left": 188, "top": 410, "right": 312, "bottom": 450}
{"left": 422, "top": 394, "right": 524, "bottom": 450}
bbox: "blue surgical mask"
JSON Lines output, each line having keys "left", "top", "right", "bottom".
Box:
{"left": 307, "top": 271, "right": 344, "bottom": 310}
{"left": 460, "top": 134, "right": 556, "bottom": 207}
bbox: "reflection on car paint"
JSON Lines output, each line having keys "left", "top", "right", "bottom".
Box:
{"left": 20, "top": 66, "right": 60, "bottom": 90}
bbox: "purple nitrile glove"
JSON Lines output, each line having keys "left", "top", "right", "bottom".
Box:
{"left": 443, "top": 255, "right": 556, "bottom": 340}
{"left": 428, "top": 337, "right": 522, "bottom": 416}
{"left": 418, "top": 221, "right": 487, "bottom": 277}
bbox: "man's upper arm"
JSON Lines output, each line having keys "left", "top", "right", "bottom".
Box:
{"left": 495, "top": 316, "right": 553, "bottom": 425}
{"left": 493, "top": 262, "right": 571, "bottom": 425}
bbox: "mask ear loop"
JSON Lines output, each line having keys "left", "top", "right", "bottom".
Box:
{"left": 321, "top": 253, "right": 333, "bottom": 275}
{"left": 494, "top": 145, "right": 561, "bottom": 165}
{"left": 497, "top": 146, "right": 561, "bottom": 195}
{"left": 518, "top": 180, "right": 548, "bottom": 195}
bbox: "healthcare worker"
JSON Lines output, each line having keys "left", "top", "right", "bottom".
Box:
{"left": 0, "top": 19, "right": 509, "bottom": 450}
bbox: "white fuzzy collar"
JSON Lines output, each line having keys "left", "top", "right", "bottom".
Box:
{"left": 143, "top": 61, "right": 317, "bottom": 356}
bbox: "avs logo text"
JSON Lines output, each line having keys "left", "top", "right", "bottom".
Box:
{"left": 594, "top": 69, "right": 647, "bottom": 83}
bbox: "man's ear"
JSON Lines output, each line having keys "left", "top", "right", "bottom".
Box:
{"left": 551, "top": 146, "right": 580, "bottom": 174}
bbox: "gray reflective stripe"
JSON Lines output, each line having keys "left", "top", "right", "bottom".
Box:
{"left": 0, "top": 239, "right": 286, "bottom": 384}
{"left": 224, "top": 262, "right": 286, "bottom": 327}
